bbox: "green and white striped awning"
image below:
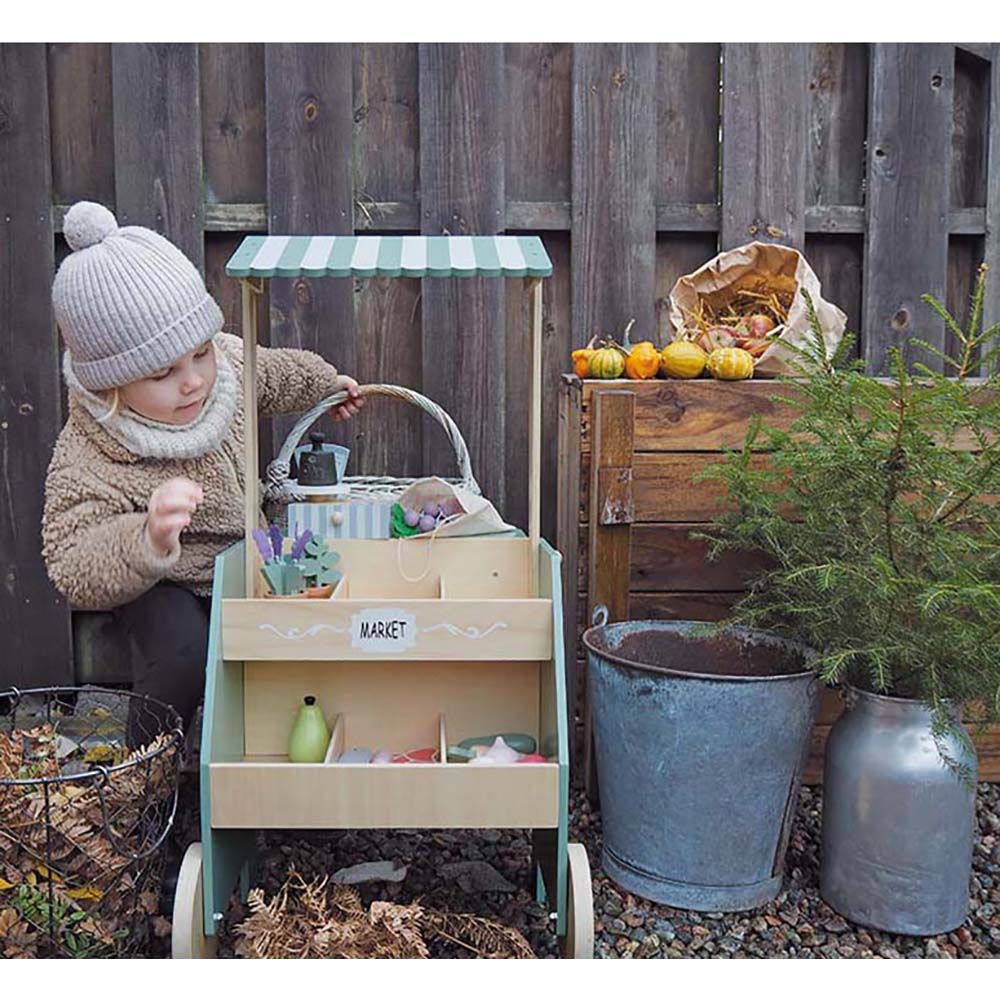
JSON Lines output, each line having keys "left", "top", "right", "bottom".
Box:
{"left": 226, "top": 234, "right": 552, "bottom": 279}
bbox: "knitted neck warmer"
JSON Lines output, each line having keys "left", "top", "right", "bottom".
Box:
{"left": 63, "top": 336, "right": 239, "bottom": 460}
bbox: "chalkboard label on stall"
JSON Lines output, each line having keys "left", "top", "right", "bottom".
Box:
{"left": 350, "top": 608, "right": 417, "bottom": 653}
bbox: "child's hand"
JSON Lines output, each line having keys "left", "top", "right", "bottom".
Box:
{"left": 145, "top": 477, "right": 203, "bottom": 557}
{"left": 329, "top": 376, "right": 364, "bottom": 422}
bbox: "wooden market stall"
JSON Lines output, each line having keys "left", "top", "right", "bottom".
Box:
{"left": 172, "top": 235, "right": 593, "bottom": 959}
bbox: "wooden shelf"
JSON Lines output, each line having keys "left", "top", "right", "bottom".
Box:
{"left": 210, "top": 710, "right": 559, "bottom": 829}
{"left": 223, "top": 596, "right": 553, "bottom": 661}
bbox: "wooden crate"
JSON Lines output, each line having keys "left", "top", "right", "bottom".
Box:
{"left": 557, "top": 375, "right": 1000, "bottom": 786}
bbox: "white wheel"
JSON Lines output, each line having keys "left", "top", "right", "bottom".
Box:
{"left": 560, "top": 842, "right": 594, "bottom": 959}
{"left": 172, "top": 842, "right": 216, "bottom": 958}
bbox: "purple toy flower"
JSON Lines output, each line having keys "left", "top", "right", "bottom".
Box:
{"left": 291, "top": 528, "right": 313, "bottom": 560}
{"left": 269, "top": 524, "right": 284, "bottom": 563}
{"left": 252, "top": 528, "right": 273, "bottom": 564}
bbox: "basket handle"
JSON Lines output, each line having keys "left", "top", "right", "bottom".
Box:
{"left": 264, "top": 383, "right": 480, "bottom": 500}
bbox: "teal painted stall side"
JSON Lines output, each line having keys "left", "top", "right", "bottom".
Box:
{"left": 200, "top": 541, "right": 254, "bottom": 936}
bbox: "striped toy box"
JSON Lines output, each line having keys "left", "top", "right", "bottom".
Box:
{"left": 287, "top": 501, "right": 393, "bottom": 541}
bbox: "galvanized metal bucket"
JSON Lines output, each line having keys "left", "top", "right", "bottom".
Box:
{"left": 820, "top": 687, "right": 977, "bottom": 935}
{"left": 582, "top": 613, "right": 820, "bottom": 911}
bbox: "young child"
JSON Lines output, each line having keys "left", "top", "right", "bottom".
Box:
{"left": 42, "top": 201, "right": 363, "bottom": 734}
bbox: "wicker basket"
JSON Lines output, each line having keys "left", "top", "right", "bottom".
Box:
{"left": 262, "top": 384, "right": 482, "bottom": 522}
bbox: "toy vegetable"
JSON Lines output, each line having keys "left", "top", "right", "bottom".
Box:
{"left": 288, "top": 696, "right": 330, "bottom": 763}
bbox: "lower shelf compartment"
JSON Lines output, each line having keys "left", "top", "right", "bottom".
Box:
{"left": 208, "top": 759, "right": 559, "bottom": 829}
{"left": 210, "top": 711, "right": 560, "bottom": 829}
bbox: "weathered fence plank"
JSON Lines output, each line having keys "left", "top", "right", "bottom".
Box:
{"left": 47, "top": 43, "right": 114, "bottom": 207}
{"left": 804, "top": 44, "right": 867, "bottom": 354}
{"left": 863, "top": 43, "right": 953, "bottom": 373}
{"left": 721, "top": 43, "right": 808, "bottom": 250}
{"left": 505, "top": 44, "right": 572, "bottom": 531}
{"left": 111, "top": 44, "right": 204, "bottom": 269}
{"left": 985, "top": 45, "right": 1000, "bottom": 341}
{"left": 654, "top": 44, "right": 721, "bottom": 345}
{"left": 952, "top": 48, "right": 989, "bottom": 211}
{"left": 806, "top": 43, "right": 868, "bottom": 208}
{"left": 506, "top": 43, "right": 572, "bottom": 204}
{"left": 0, "top": 44, "right": 72, "bottom": 687}
{"left": 419, "top": 44, "right": 507, "bottom": 507}
{"left": 200, "top": 44, "right": 266, "bottom": 205}
{"left": 264, "top": 44, "right": 355, "bottom": 451}
{"left": 656, "top": 43, "right": 720, "bottom": 207}
{"left": 572, "top": 43, "right": 657, "bottom": 351}
{"left": 352, "top": 44, "right": 423, "bottom": 481}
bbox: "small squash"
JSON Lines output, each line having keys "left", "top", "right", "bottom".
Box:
{"left": 660, "top": 340, "right": 708, "bottom": 379}
{"left": 571, "top": 336, "right": 599, "bottom": 377}
{"left": 706, "top": 347, "right": 755, "bottom": 381}
{"left": 589, "top": 342, "right": 627, "bottom": 379}
{"left": 620, "top": 318, "right": 659, "bottom": 380}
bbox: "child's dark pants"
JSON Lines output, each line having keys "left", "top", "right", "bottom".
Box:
{"left": 113, "top": 581, "right": 211, "bottom": 742}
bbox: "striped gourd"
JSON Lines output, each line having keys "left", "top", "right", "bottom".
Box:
{"left": 706, "top": 347, "right": 755, "bottom": 381}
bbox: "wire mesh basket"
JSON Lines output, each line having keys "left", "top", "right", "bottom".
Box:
{"left": 262, "top": 383, "right": 482, "bottom": 523}
{"left": 0, "top": 686, "right": 182, "bottom": 958}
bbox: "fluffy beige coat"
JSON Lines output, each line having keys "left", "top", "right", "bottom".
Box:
{"left": 42, "top": 333, "right": 341, "bottom": 609}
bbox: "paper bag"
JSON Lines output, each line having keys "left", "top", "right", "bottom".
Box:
{"left": 395, "top": 477, "right": 516, "bottom": 538}
{"left": 668, "top": 241, "right": 847, "bottom": 376}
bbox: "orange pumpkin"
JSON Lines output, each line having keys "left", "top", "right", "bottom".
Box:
{"left": 571, "top": 335, "right": 600, "bottom": 377}
{"left": 616, "top": 318, "right": 658, "bottom": 380}
{"left": 625, "top": 341, "right": 660, "bottom": 379}
{"left": 572, "top": 347, "right": 594, "bottom": 377}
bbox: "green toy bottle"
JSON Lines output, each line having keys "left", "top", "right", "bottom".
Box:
{"left": 288, "top": 695, "right": 331, "bottom": 762}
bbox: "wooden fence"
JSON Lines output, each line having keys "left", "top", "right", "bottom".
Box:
{"left": 1, "top": 42, "right": 997, "bottom": 687}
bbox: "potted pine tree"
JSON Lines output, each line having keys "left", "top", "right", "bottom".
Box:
{"left": 700, "top": 267, "right": 1000, "bottom": 935}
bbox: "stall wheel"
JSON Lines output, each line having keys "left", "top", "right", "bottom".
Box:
{"left": 560, "top": 842, "right": 595, "bottom": 959}
{"left": 172, "top": 842, "right": 216, "bottom": 959}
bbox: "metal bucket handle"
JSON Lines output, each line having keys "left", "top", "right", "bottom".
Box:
{"left": 591, "top": 604, "right": 609, "bottom": 628}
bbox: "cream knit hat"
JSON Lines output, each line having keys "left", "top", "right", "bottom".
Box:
{"left": 53, "top": 201, "right": 224, "bottom": 391}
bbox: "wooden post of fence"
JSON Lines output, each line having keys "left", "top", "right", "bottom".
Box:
{"left": 0, "top": 43, "right": 72, "bottom": 687}
{"left": 264, "top": 44, "right": 355, "bottom": 451}
{"left": 419, "top": 44, "right": 507, "bottom": 506}
{"left": 111, "top": 44, "right": 204, "bottom": 268}
{"left": 863, "top": 43, "right": 953, "bottom": 374}
{"left": 585, "top": 389, "right": 635, "bottom": 800}
{"left": 984, "top": 44, "right": 1000, "bottom": 345}
{"left": 721, "top": 43, "right": 808, "bottom": 251}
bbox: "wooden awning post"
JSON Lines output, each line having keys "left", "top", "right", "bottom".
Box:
{"left": 241, "top": 278, "right": 260, "bottom": 597}
{"left": 529, "top": 277, "right": 544, "bottom": 590}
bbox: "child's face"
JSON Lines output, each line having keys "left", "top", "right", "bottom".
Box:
{"left": 119, "top": 339, "right": 218, "bottom": 424}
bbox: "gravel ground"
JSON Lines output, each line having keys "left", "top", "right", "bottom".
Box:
{"left": 159, "top": 780, "right": 1000, "bottom": 959}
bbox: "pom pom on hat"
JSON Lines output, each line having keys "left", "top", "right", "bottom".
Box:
{"left": 63, "top": 201, "right": 119, "bottom": 252}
